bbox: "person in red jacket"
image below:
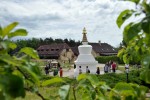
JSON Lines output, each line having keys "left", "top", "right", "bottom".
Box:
{"left": 112, "top": 62, "right": 116, "bottom": 73}
{"left": 59, "top": 67, "right": 63, "bottom": 77}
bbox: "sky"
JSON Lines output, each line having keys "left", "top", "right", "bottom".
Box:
{"left": 0, "top": 0, "right": 136, "bottom": 47}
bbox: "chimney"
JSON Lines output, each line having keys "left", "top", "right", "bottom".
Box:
{"left": 98, "top": 40, "right": 101, "bottom": 46}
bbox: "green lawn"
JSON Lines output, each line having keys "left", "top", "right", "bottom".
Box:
{"left": 15, "top": 87, "right": 60, "bottom": 100}
{"left": 15, "top": 65, "right": 146, "bottom": 100}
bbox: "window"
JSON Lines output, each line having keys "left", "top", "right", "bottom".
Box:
{"left": 41, "top": 49, "right": 44, "bottom": 51}
{"left": 51, "top": 49, "right": 54, "bottom": 51}
{"left": 46, "top": 49, "right": 49, "bottom": 51}
{"left": 56, "top": 49, "right": 59, "bottom": 51}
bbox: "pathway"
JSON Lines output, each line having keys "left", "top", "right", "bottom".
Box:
{"left": 49, "top": 63, "right": 123, "bottom": 78}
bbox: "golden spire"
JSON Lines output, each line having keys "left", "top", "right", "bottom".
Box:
{"left": 83, "top": 27, "right": 87, "bottom": 34}
{"left": 82, "top": 27, "right": 88, "bottom": 43}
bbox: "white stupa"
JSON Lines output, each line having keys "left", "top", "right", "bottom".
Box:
{"left": 74, "top": 28, "right": 98, "bottom": 77}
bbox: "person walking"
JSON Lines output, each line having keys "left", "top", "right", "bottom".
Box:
{"left": 59, "top": 67, "right": 63, "bottom": 77}
{"left": 112, "top": 62, "right": 116, "bottom": 73}
{"left": 108, "top": 61, "right": 112, "bottom": 72}
{"left": 45, "top": 65, "right": 49, "bottom": 75}
{"left": 104, "top": 63, "right": 109, "bottom": 73}
{"left": 96, "top": 67, "right": 100, "bottom": 75}
{"left": 86, "top": 66, "right": 90, "bottom": 73}
{"left": 53, "top": 67, "right": 58, "bottom": 76}
{"left": 125, "top": 64, "right": 129, "bottom": 69}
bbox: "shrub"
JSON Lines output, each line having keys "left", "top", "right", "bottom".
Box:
{"left": 95, "top": 56, "right": 124, "bottom": 64}
{"left": 96, "top": 72, "right": 142, "bottom": 88}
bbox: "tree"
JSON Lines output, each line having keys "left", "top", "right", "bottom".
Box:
{"left": 117, "top": 0, "right": 150, "bottom": 83}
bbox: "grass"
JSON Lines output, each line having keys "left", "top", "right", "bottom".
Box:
{"left": 15, "top": 69, "right": 148, "bottom": 100}
{"left": 15, "top": 87, "right": 60, "bottom": 100}
{"left": 117, "top": 66, "right": 125, "bottom": 72}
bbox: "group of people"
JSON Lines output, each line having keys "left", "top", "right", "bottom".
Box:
{"left": 103, "top": 61, "right": 117, "bottom": 73}
{"left": 45, "top": 60, "right": 117, "bottom": 77}
{"left": 79, "top": 66, "right": 91, "bottom": 74}
{"left": 78, "top": 60, "right": 117, "bottom": 75}
{"left": 44, "top": 62, "right": 63, "bottom": 77}
{"left": 78, "top": 66, "right": 100, "bottom": 75}
{"left": 53, "top": 67, "right": 63, "bottom": 77}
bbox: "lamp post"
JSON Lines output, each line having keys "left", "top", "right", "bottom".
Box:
{"left": 126, "top": 68, "right": 129, "bottom": 83}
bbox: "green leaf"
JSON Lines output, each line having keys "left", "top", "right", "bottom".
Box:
{"left": 19, "top": 65, "right": 40, "bottom": 85}
{"left": 12, "top": 70, "right": 24, "bottom": 79}
{"left": 123, "top": 23, "right": 141, "bottom": 44}
{"left": 117, "top": 48, "right": 125, "bottom": 59}
{"left": 142, "top": 17, "right": 150, "bottom": 34}
{"left": 0, "top": 26, "right": 2, "bottom": 38}
{"left": 8, "top": 42, "right": 17, "bottom": 50}
{"left": 29, "top": 62, "right": 41, "bottom": 76}
{"left": 2, "top": 22, "right": 18, "bottom": 38}
{"left": 0, "top": 41, "right": 17, "bottom": 50}
{"left": 41, "top": 77, "right": 64, "bottom": 86}
{"left": 0, "top": 74, "right": 25, "bottom": 98}
{"left": 110, "top": 82, "right": 136, "bottom": 99}
{"left": 77, "top": 74, "right": 87, "bottom": 81}
{"left": 123, "top": 54, "right": 129, "bottom": 64}
{"left": 59, "top": 85, "right": 70, "bottom": 100}
{"left": 0, "top": 55, "right": 22, "bottom": 66}
{"left": 8, "top": 29, "right": 28, "bottom": 39}
{"left": 86, "top": 74, "right": 99, "bottom": 87}
{"left": 142, "top": 54, "right": 150, "bottom": 68}
{"left": 114, "top": 82, "right": 134, "bottom": 92}
{"left": 19, "top": 47, "right": 39, "bottom": 59}
{"left": 142, "top": 1, "right": 150, "bottom": 14}
{"left": 140, "top": 70, "right": 150, "bottom": 84}
{"left": 0, "top": 91, "right": 5, "bottom": 100}
{"left": 117, "top": 9, "right": 134, "bottom": 28}
{"left": 124, "top": 0, "right": 140, "bottom": 4}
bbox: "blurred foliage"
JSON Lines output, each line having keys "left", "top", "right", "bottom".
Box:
{"left": 0, "top": 22, "right": 46, "bottom": 100}
{"left": 1, "top": 0, "right": 150, "bottom": 99}
{"left": 117, "top": 0, "right": 150, "bottom": 84}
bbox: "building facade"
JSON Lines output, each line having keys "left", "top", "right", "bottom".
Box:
{"left": 37, "top": 42, "right": 118, "bottom": 62}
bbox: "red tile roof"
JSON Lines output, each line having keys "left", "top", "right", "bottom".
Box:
{"left": 37, "top": 43, "right": 70, "bottom": 56}
{"left": 89, "top": 43, "right": 118, "bottom": 54}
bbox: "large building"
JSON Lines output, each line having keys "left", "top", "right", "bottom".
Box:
{"left": 71, "top": 41, "right": 118, "bottom": 57}
{"left": 37, "top": 41, "right": 117, "bottom": 62}
{"left": 37, "top": 43, "right": 75, "bottom": 63}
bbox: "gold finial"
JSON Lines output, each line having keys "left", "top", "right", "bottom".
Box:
{"left": 82, "top": 27, "right": 88, "bottom": 43}
{"left": 82, "top": 27, "right": 87, "bottom": 34}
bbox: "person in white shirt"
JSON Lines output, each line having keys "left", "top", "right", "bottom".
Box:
{"left": 104, "top": 63, "right": 109, "bottom": 73}
{"left": 79, "top": 66, "right": 82, "bottom": 74}
{"left": 125, "top": 64, "right": 129, "bottom": 69}
{"left": 86, "top": 66, "right": 90, "bottom": 73}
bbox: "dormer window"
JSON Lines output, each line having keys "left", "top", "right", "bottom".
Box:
{"left": 51, "top": 49, "right": 54, "bottom": 51}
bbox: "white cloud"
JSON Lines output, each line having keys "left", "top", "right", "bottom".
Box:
{"left": 0, "top": 0, "right": 136, "bottom": 47}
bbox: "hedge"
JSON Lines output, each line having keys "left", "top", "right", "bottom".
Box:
{"left": 95, "top": 56, "right": 124, "bottom": 64}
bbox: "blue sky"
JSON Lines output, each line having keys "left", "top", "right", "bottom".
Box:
{"left": 0, "top": 0, "right": 136, "bottom": 47}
